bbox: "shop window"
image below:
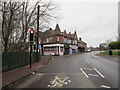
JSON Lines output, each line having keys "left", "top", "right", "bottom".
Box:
{"left": 61, "top": 47, "right": 64, "bottom": 51}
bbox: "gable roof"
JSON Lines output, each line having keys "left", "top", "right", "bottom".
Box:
{"left": 55, "top": 23, "right": 61, "bottom": 31}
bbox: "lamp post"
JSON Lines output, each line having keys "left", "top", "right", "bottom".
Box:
{"left": 36, "top": 5, "right": 41, "bottom": 62}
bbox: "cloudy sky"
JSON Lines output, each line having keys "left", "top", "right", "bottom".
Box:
{"left": 50, "top": 0, "right": 118, "bottom": 47}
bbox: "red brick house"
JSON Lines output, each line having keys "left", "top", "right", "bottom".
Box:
{"left": 78, "top": 38, "right": 87, "bottom": 53}
{"left": 39, "top": 24, "right": 87, "bottom": 55}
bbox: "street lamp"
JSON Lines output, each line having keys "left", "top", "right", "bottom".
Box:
{"left": 36, "top": 5, "right": 41, "bottom": 62}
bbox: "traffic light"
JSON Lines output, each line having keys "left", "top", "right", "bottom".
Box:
{"left": 29, "top": 29, "right": 34, "bottom": 42}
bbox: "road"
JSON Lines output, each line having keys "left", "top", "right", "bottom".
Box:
{"left": 9, "top": 51, "right": 118, "bottom": 88}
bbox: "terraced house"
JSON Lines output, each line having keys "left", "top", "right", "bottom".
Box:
{"left": 38, "top": 24, "right": 87, "bottom": 56}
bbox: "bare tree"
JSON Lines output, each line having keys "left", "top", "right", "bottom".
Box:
{"left": 0, "top": 0, "right": 59, "bottom": 52}
{"left": 19, "top": 0, "right": 59, "bottom": 43}
{"left": 1, "top": 2, "right": 24, "bottom": 52}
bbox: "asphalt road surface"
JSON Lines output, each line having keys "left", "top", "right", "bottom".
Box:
{"left": 8, "top": 51, "right": 118, "bottom": 88}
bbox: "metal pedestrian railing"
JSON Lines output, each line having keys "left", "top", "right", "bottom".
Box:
{"left": 2, "top": 52, "right": 40, "bottom": 72}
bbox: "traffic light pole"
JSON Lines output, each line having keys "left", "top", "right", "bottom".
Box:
{"left": 30, "top": 43, "right": 32, "bottom": 68}
{"left": 29, "top": 28, "right": 34, "bottom": 68}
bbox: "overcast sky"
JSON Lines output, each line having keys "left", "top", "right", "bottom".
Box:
{"left": 49, "top": 0, "right": 118, "bottom": 47}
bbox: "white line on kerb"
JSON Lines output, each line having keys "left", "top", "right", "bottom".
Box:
{"left": 94, "top": 68, "right": 105, "bottom": 78}
{"left": 80, "top": 68, "right": 89, "bottom": 78}
{"left": 101, "top": 85, "right": 111, "bottom": 88}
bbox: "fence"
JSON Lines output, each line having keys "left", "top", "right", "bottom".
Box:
{"left": 2, "top": 51, "right": 40, "bottom": 72}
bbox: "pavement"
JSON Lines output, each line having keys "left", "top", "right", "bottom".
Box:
{"left": 2, "top": 56, "right": 49, "bottom": 89}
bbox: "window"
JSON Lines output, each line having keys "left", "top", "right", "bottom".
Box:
{"left": 61, "top": 47, "right": 64, "bottom": 51}
{"left": 51, "top": 47, "right": 55, "bottom": 51}
{"left": 57, "top": 37, "right": 59, "bottom": 41}
{"left": 64, "top": 38, "right": 65, "bottom": 42}
{"left": 44, "top": 47, "right": 55, "bottom": 51}
{"left": 75, "top": 40, "right": 77, "bottom": 44}
{"left": 50, "top": 37, "right": 52, "bottom": 42}
{"left": 44, "top": 47, "right": 46, "bottom": 51}
{"left": 46, "top": 38, "right": 49, "bottom": 43}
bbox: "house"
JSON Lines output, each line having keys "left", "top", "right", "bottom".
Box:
{"left": 77, "top": 38, "right": 87, "bottom": 53}
{"left": 38, "top": 23, "right": 87, "bottom": 56}
{"left": 39, "top": 24, "right": 65, "bottom": 55}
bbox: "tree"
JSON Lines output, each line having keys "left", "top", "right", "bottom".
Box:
{"left": 109, "top": 41, "right": 120, "bottom": 50}
{"left": 19, "top": 0, "right": 59, "bottom": 43}
{"left": 0, "top": 0, "right": 59, "bottom": 52}
{"left": 1, "top": 2, "right": 24, "bottom": 52}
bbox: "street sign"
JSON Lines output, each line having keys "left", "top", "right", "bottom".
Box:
{"left": 38, "top": 45, "right": 41, "bottom": 49}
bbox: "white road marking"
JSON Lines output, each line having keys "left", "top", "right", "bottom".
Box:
{"left": 48, "top": 82, "right": 62, "bottom": 87}
{"left": 80, "top": 68, "right": 89, "bottom": 78}
{"left": 48, "top": 75, "right": 71, "bottom": 88}
{"left": 94, "top": 68, "right": 105, "bottom": 78}
{"left": 83, "top": 68, "right": 93, "bottom": 70}
{"left": 88, "top": 74, "right": 99, "bottom": 77}
{"left": 101, "top": 85, "right": 111, "bottom": 88}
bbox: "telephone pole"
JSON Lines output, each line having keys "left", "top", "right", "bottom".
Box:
{"left": 36, "top": 5, "right": 41, "bottom": 62}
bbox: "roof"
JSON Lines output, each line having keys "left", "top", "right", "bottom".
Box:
{"left": 78, "top": 40, "right": 87, "bottom": 44}
{"left": 55, "top": 24, "right": 61, "bottom": 31}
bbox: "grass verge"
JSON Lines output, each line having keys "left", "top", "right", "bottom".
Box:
{"left": 101, "top": 49, "right": 120, "bottom": 55}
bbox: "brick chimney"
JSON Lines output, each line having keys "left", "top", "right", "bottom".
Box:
{"left": 64, "top": 30, "right": 66, "bottom": 33}
{"left": 69, "top": 32, "right": 71, "bottom": 34}
{"left": 79, "top": 38, "right": 82, "bottom": 41}
{"left": 74, "top": 31, "right": 77, "bottom": 35}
